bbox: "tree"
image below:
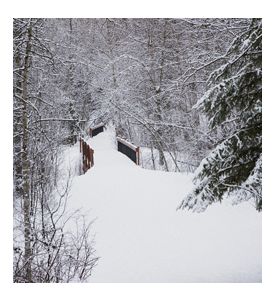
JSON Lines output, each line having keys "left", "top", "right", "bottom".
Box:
{"left": 13, "top": 18, "right": 99, "bottom": 283}
{"left": 178, "top": 19, "right": 262, "bottom": 212}
{"left": 98, "top": 18, "right": 249, "bottom": 172}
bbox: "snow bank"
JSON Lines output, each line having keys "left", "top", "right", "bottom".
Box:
{"left": 67, "top": 129, "right": 261, "bottom": 282}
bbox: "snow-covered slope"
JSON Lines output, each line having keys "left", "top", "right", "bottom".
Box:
{"left": 67, "top": 129, "right": 261, "bottom": 282}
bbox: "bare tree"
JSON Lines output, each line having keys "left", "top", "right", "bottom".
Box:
{"left": 13, "top": 18, "right": 99, "bottom": 283}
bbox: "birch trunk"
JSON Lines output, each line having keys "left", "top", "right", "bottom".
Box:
{"left": 22, "top": 21, "right": 32, "bottom": 282}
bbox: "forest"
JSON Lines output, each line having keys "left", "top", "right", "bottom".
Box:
{"left": 13, "top": 18, "right": 262, "bottom": 283}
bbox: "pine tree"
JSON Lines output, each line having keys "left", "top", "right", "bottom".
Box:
{"left": 178, "top": 19, "right": 262, "bottom": 212}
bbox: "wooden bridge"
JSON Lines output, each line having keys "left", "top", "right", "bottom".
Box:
{"left": 79, "top": 124, "right": 140, "bottom": 174}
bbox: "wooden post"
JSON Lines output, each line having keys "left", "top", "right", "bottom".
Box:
{"left": 82, "top": 141, "right": 84, "bottom": 172}
{"left": 80, "top": 138, "right": 94, "bottom": 173}
{"left": 87, "top": 145, "right": 91, "bottom": 169}
{"left": 83, "top": 141, "right": 86, "bottom": 173}
{"left": 85, "top": 142, "right": 88, "bottom": 171}
{"left": 87, "top": 146, "right": 89, "bottom": 169}
{"left": 89, "top": 128, "right": 92, "bottom": 137}
{"left": 90, "top": 148, "right": 94, "bottom": 167}
{"left": 136, "top": 147, "right": 140, "bottom": 165}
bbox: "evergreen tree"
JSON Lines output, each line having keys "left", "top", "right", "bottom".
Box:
{"left": 178, "top": 19, "right": 262, "bottom": 212}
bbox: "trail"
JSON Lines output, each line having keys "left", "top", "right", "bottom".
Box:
{"left": 67, "top": 129, "right": 261, "bottom": 282}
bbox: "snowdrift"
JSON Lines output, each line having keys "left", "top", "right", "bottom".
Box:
{"left": 65, "top": 129, "right": 261, "bottom": 282}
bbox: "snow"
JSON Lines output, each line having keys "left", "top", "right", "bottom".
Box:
{"left": 66, "top": 128, "right": 261, "bottom": 282}
{"left": 117, "top": 136, "right": 138, "bottom": 151}
{"left": 90, "top": 123, "right": 105, "bottom": 130}
{"left": 140, "top": 147, "right": 197, "bottom": 173}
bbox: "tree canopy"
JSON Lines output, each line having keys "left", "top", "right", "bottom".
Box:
{"left": 178, "top": 19, "right": 262, "bottom": 212}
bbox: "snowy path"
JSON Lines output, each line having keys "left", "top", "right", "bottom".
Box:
{"left": 67, "top": 130, "right": 261, "bottom": 282}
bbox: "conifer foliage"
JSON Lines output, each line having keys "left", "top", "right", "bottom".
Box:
{"left": 178, "top": 19, "right": 262, "bottom": 212}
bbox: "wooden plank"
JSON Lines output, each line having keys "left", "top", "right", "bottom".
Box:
{"left": 136, "top": 147, "right": 140, "bottom": 165}
{"left": 117, "top": 137, "right": 138, "bottom": 151}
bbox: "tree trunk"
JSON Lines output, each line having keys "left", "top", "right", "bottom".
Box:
{"left": 22, "top": 21, "right": 32, "bottom": 282}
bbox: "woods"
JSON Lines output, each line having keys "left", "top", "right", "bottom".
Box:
{"left": 178, "top": 19, "right": 262, "bottom": 212}
{"left": 13, "top": 19, "right": 99, "bottom": 283}
{"left": 13, "top": 18, "right": 262, "bottom": 282}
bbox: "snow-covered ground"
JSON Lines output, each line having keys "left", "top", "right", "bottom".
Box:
{"left": 65, "top": 128, "right": 261, "bottom": 282}
{"left": 140, "top": 146, "right": 197, "bottom": 173}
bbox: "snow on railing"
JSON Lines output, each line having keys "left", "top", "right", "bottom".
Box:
{"left": 85, "top": 124, "right": 141, "bottom": 167}
{"left": 117, "top": 137, "right": 140, "bottom": 165}
{"left": 80, "top": 137, "right": 94, "bottom": 174}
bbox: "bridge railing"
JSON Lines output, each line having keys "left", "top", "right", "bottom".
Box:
{"left": 89, "top": 124, "right": 105, "bottom": 137}
{"left": 80, "top": 137, "right": 94, "bottom": 174}
{"left": 117, "top": 137, "right": 140, "bottom": 165}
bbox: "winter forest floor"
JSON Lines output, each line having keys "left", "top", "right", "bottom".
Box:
{"left": 64, "top": 129, "right": 261, "bottom": 282}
